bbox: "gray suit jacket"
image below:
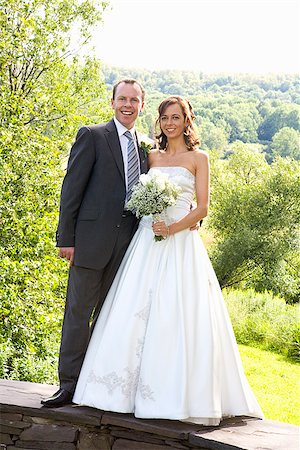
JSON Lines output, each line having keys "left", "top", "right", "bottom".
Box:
{"left": 56, "top": 119, "right": 148, "bottom": 270}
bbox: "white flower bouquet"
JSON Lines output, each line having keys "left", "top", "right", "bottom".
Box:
{"left": 127, "top": 170, "right": 181, "bottom": 241}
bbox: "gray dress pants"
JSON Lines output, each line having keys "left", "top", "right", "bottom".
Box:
{"left": 58, "top": 214, "right": 138, "bottom": 393}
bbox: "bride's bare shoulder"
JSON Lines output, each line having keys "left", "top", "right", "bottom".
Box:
{"left": 194, "top": 148, "right": 209, "bottom": 157}
{"left": 193, "top": 149, "right": 209, "bottom": 165}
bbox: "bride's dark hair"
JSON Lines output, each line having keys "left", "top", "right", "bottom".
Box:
{"left": 155, "top": 96, "right": 200, "bottom": 151}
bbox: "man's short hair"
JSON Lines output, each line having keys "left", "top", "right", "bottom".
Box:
{"left": 112, "top": 79, "right": 145, "bottom": 101}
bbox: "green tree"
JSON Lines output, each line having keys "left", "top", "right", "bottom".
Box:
{"left": 0, "top": 0, "right": 110, "bottom": 381}
{"left": 258, "top": 105, "right": 300, "bottom": 141}
{"left": 211, "top": 103, "right": 260, "bottom": 143}
{"left": 208, "top": 147, "right": 300, "bottom": 303}
{"left": 271, "top": 127, "right": 300, "bottom": 160}
{"left": 199, "top": 119, "right": 228, "bottom": 153}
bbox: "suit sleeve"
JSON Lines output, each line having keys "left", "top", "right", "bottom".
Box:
{"left": 56, "top": 127, "right": 96, "bottom": 247}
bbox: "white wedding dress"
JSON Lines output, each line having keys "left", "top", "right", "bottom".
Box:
{"left": 73, "top": 166, "right": 264, "bottom": 425}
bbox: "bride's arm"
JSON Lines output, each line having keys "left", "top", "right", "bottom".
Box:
{"left": 153, "top": 151, "right": 210, "bottom": 238}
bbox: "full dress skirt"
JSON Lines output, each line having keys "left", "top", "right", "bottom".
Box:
{"left": 73, "top": 167, "right": 263, "bottom": 425}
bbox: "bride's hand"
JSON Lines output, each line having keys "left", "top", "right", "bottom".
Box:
{"left": 152, "top": 220, "right": 169, "bottom": 239}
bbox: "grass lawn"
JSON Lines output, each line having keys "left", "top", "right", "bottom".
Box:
{"left": 238, "top": 344, "right": 300, "bottom": 426}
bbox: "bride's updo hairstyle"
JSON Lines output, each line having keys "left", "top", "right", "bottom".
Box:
{"left": 156, "top": 96, "right": 200, "bottom": 151}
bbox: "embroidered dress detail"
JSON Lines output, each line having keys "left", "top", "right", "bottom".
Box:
{"left": 87, "top": 368, "right": 139, "bottom": 399}
{"left": 139, "top": 379, "right": 155, "bottom": 401}
{"left": 135, "top": 338, "right": 144, "bottom": 358}
{"left": 135, "top": 298, "right": 151, "bottom": 322}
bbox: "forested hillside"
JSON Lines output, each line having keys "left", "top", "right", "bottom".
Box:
{"left": 102, "top": 66, "right": 300, "bottom": 161}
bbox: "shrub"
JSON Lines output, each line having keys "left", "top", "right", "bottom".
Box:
{"left": 224, "top": 288, "right": 300, "bottom": 362}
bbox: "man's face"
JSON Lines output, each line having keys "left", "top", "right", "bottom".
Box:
{"left": 111, "top": 82, "right": 144, "bottom": 129}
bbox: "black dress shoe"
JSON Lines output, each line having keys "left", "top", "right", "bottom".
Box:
{"left": 41, "top": 388, "right": 73, "bottom": 408}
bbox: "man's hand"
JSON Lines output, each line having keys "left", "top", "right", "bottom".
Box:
{"left": 189, "top": 203, "right": 202, "bottom": 231}
{"left": 59, "top": 247, "right": 75, "bottom": 266}
{"left": 190, "top": 220, "right": 203, "bottom": 231}
{"left": 190, "top": 223, "right": 199, "bottom": 231}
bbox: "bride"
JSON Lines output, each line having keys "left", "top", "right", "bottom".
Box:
{"left": 73, "top": 96, "right": 264, "bottom": 425}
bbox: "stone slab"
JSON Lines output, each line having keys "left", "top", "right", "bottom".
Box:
{"left": 7, "top": 447, "right": 35, "bottom": 450}
{"left": 0, "top": 380, "right": 103, "bottom": 426}
{"left": 112, "top": 439, "right": 169, "bottom": 449}
{"left": 165, "top": 440, "right": 190, "bottom": 449}
{"left": 0, "top": 425, "right": 25, "bottom": 435}
{"left": 0, "top": 379, "right": 56, "bottom": 408}
{"left": 20, "top": 423, "right": 78, "bottom": 442}
{"left": 1, "top": 379, "right": 299, "bottom": 450}
{"left": 0, "top": 432, "right": 13, "bottom": 444}
{"left": 189, "top": 417, "right": 299, "bottom": 450}
{"left": 1, "top": 404, "right": 104, "bottom": 427}
{"left": 111, "top": 428, "right": 167, "bottom": 445}
{"left": 102, "top": 411, "right": 201, "bottom": 439}
{"left": 0, "top": 418, "right": 31, "bottom": 430}
{"left": 15, "top": 440, "right": 76, "bottom": 449}
{"left": 23, "top": 416, "right": 56, "bottom": 425}
{"left": 0, "top": 413, "right": 23, "bottom": 421}
{"left": 78, "top": 431, "right": 113, "bottom": 450}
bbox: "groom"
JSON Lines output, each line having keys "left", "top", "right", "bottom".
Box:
{"left": 42, "top": 79, "right": 147, "bottom": 408}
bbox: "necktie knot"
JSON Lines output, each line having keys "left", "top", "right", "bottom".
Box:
{"left": 124, "top": 130, "right": 133, "bottom": 141}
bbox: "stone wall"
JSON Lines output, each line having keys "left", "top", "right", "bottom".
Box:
{"left": 0, "top": 379, "right": 298, "bottom": 450}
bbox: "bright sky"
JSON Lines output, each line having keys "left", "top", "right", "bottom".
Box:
{"left": 91, "top": 0, "right": 300, "bottom": 73}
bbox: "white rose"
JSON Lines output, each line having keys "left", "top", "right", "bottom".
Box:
{"left": 139, "top": 174, "right": 149, "bottom": 185}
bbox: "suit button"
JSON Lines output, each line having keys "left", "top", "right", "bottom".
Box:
{"left": 116, "top": 224, "right": 120, "bottom": 228}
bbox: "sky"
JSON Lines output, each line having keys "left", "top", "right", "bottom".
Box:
{"left": 90, "top": 0, "right": 300, "bottom": 73}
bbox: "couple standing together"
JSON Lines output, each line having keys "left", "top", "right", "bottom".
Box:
{"left": 42, "top": 79, "right": 263, "bottom": 425}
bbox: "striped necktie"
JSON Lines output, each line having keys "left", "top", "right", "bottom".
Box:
{"left": 124, "top": 131, "right": 139, "bottom": 201}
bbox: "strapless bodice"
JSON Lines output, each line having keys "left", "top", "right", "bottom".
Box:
{"left": 140, "top": 166, "right": 195, "bottom": 227}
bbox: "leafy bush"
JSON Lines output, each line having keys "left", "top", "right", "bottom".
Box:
{"left": 224, "top": 288, "right": 300, "bottom": 362}
{"left": 208, "top": 148, "right": 300, "bottom": 303}
{"left": 0, "top": 251, "right": 68, "bottom": 382}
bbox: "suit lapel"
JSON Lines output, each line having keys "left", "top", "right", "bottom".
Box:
{"left": 105, "top": 119, "right": 125, "bottom": 183}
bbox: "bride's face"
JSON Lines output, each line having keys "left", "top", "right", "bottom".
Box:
{"left": 159, "top": 103, "right": 186, "bottom": 140}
